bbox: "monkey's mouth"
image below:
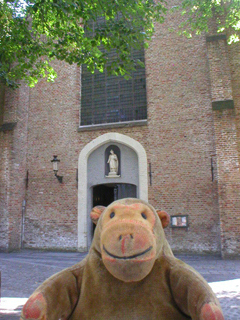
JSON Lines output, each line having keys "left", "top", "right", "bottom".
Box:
{"left": 103, "top": 245, "right": 153, "bottom": 260}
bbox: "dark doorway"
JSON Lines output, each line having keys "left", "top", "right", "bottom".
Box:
{"left": 91, "top": 183, "right": 137, "bottom": 237}
{"left": 93, "top": 185, "right": 117, "bottom": 207}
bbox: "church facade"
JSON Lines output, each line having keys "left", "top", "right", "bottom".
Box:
{"left": 0, "top": 3, "right": 240, "bottom": 257}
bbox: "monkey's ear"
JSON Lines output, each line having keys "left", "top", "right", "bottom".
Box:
{"left": 156, "top": 210, "right": 170, "bottom": 228}
{"left": 90, "top": 206, "right": 106, "bottom": 225}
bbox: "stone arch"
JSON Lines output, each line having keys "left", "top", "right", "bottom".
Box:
{"left": 78, "top": 132, "right": 148, "bottom": 251}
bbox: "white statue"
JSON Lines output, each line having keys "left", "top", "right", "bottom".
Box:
{"left": 107, "top": 150, "right": 119, "bottom": 176}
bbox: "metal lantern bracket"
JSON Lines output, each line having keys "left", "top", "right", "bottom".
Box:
{"left": 51, "top": 155, "right": 63, "bottom": 183}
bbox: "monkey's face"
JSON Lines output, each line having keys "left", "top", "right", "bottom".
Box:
{"left": 100, "top": 203, "right": 157, "bottom": 282}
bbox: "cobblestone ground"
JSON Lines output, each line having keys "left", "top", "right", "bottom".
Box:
{"left": 0, "top": 251, "right": 239, "bottom": 319}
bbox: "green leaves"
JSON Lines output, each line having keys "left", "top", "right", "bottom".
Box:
{"left": 0, "top": 0, "right": 167, "bottom": 87}
{"left": 2, "top": 0, "right": 237, "bottom": 88}
{"left": 174, "top": 0, "right": 240, "bottom": 43}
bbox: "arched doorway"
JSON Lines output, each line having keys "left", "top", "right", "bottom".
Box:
{"left": 78, "top": 133, "right": 148, "bottom": 251}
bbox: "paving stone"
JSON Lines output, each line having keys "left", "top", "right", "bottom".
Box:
{"left": 0, "top": 251, "right": 239, "bottom": 319}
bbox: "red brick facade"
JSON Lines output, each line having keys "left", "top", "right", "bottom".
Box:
{"left": 0, "top": 2, "right": 239, "bottom": 257}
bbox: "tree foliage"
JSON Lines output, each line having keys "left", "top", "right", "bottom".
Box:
{"left": 1, "top": 1, "right": 239, "bottom": 88}
{"left": 175, "top": 0, "right": 240, "bottom": 43}
{"left": 0, "top": 0, "right": 166, "bottom": 87}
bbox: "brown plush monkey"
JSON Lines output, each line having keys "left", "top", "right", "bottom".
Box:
{"left": 21, "top": 198, "right": 224, "bottom": 320}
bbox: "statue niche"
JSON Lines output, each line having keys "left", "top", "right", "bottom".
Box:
{"left": 105, "top": 146, "right": 120, "bottom": 178}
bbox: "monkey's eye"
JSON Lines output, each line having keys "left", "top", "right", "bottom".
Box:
{"left": 110, "top": 212, "right": 115, "bottom": 219}
{"left": 141, "top": 213, "right": 147, "bottom": 220}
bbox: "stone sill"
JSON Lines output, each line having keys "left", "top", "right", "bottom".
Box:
{"left": 78, "top": 119, "right": 148, "bottom": 132}
{"left": 206, "top": 34, "right": 226, "bottom": 42}
{"left": 0, "top": 122, "right": 17, "bottom": 132}
{"left": 212, "top": 100, "right": 234, "bottom": 111}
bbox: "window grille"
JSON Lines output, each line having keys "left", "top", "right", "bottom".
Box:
{"left": 80, "top": 20, "right": 147, "bottom": 126}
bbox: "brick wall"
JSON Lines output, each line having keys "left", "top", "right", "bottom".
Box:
{"left": 144, "top": 6, "right": 220, "bottom": 253}
{"left": 206, "top": 33, "right": 240, "bottom": 257}
{"left": 0, "top": 83, "right": 4, "bottom": 125}
{"left": 21, "top": 4, "right": 220, "bottom": 254}
{"left": 23, "top": 61, "right": 81, "bottom": 249}
{"left": 1, "top": 0, "right": 239, "bottom": 256}
{"left": 0, "top": 130, "right": 11, "bottom": 251}
{"left": 229, "top": 40, "right": 240, "bottom": 257}
{"left": 0, "top": 84, "right": 29, "bottom": 251}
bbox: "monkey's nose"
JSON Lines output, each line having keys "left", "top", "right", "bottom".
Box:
{"left": 118, "top": 234, "right": 134, "bottom": 241}
{"left": 119, "top": 234, "right": 134, "bottom": 254}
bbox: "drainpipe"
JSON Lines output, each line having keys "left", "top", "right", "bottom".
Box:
{"left": 21, "top": 199, "right": 26, "bottom": 249}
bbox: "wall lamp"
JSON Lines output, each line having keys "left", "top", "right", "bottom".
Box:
{"left": 51, "top": 155, "right": 63, "bottom": 183}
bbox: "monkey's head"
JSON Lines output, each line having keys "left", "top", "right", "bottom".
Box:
{"left": 90, "top": 198, "right": 171, "bottom": 282}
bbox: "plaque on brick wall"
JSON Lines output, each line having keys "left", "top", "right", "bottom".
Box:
{"left": 171, "top": 215, "right": 188, "bottom": 228}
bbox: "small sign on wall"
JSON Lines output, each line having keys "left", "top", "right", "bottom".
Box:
{"left": 171, "top": 215, "right": 188, "bottom": 228}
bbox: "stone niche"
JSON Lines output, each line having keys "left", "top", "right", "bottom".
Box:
{"left": 105, "top": 145, "right": 121, "bottom": 177}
